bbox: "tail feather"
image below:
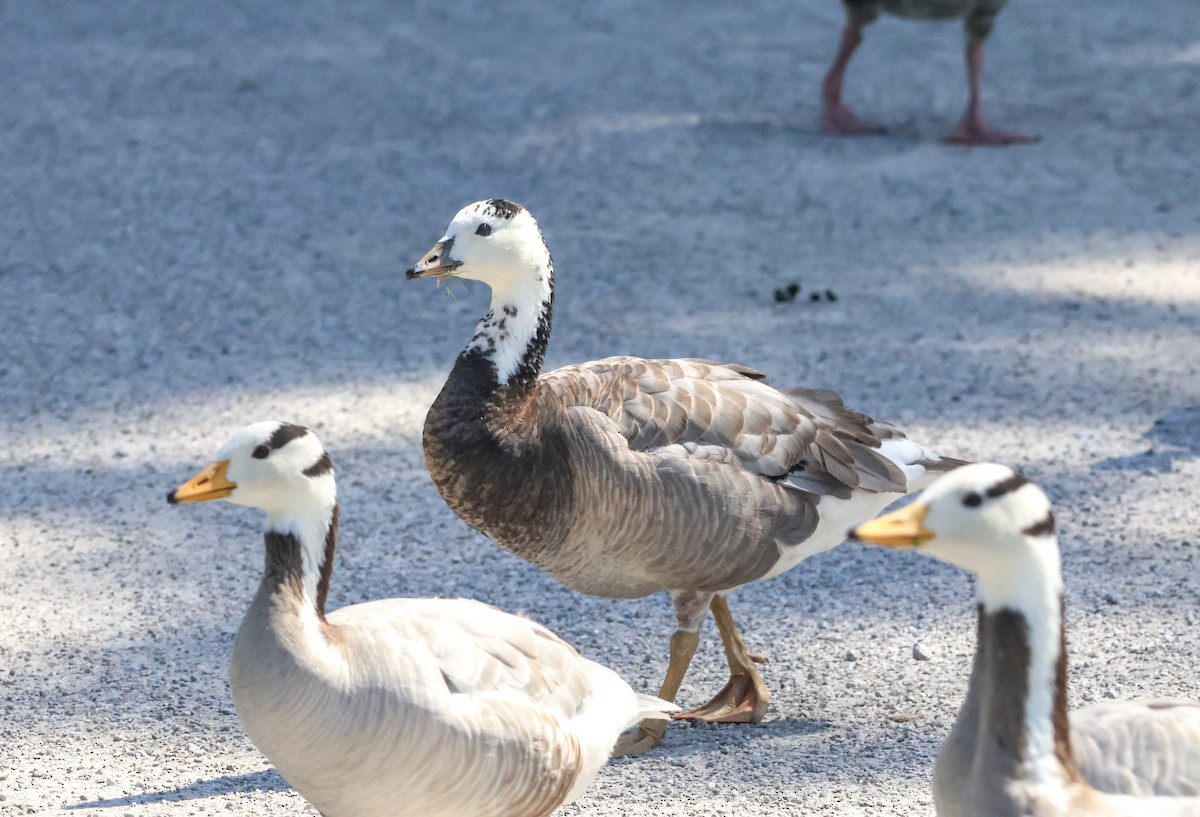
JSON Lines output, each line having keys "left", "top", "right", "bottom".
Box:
{"left": 843, "top": 437, "right": 908, "bottom": 493}
{"left": 906, "top": 453, "right": 970, "bottom": 492}
{"left": 634, "top": 692, "right": 679, "bottom": 721}
{"left": 917, "top": 455, "right": 970, "bottom": 473}
{"left": 874, "top": 438, "right": 970, "bottom": 493}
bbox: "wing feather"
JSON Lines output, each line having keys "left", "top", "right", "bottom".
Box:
{"left": 536, "top": 355, "right": 916, "bottom": 501}
{"left": 281, "top": 598, "right": 618, "bottom": 817}
{"left": 1072, "top": 700, "right": 1200, "bottom": 797}
{"left": 332, "top": 598, "right": 591, "bottom": 716}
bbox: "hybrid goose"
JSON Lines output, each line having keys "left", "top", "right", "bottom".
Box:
{"left": 168, "top": 421, "right": 674, "bottom": 817}
{"left": 822, "top": 0, "right": 1037, "bottom": 145}
{"left": 406, "top": 199, "right": 964, "bottom": 755}
{"left": 851, "top": 464, "right": 1200, "bottom": 816}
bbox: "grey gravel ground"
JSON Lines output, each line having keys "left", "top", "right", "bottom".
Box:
{"left": 2, "top": 1, "right": 1199, "bottom": 815}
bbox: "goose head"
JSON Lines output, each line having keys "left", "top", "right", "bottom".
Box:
{"left": 168, "top": 421, "right": 335, "bottom": 521}
{"left": 406, "top": 199, "right": 552, "bottom": 297}
{"left": 850, "top": 463, "right": 1061, "bottom": 610}
{"left": 407, "top": 199, "right": 556, "bottom": 385}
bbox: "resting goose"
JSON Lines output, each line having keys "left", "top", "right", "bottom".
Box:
{"left": 168, "top": 421, "right": 674, "bottom": 817}
{"left": 850, "top": 464, "right": 1200, "bottom": 816}
{"left": 406, "top": 199, "right": 964, "bottom": 755}
{"left": 822, "top": 0, "right": 1037, "bottom": 145}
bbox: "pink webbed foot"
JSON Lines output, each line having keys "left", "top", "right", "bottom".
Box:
{"left": 612, "top": 718, "right": 667, "bottom": 758}
{"left": 822, "top": 102, "right": 887, "bottom": 137}
{"left": 947, "top": 40, "right": 1038, "bottom": 147}
{"left": 945, "top": 114, "right": 1038, "bottom": 146}
{"left": 673, "top": 670, "right": 770, "bottom": 724}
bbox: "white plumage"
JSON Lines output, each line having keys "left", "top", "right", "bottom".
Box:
{"left": 169, "top": 420, "right": 674, "bottom": 817}
{"left": 851, "top": 463, "right": 1200, "bottom": 816}
{"left": 1073, "top": 702, "right": 1200, "bottom": 798}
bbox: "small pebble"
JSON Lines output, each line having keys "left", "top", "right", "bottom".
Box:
{"left": 912, "top": 642, "right": 931, "bottom": 661}
{"left": 844, "top": 650, "right": 858, "bottom": 662}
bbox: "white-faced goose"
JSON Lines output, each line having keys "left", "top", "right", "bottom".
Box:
{"left": 168, "top": 421, "right": 675, "bottom": 817}
{"left": 822, "top": 0, "right": 1037, "bottom": 145}
{"left": 851, "top": 464, "right": 1200, "bottom": 816}
{"left": 406, "top": 199, "right": 965, "bottom": 755}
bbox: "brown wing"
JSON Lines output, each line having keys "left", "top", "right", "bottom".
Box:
{"left": 537, "top": 356, "right": 910, "bottom": 501}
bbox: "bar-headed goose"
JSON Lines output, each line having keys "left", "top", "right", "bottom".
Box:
{"left": 850, "top": 463, "right": 1200, "bottom": 816}
{"left": 406, "top": 199, "right": 964, "bottom": 755}
{"left": 168, "top": 421, "right": 675, "bottom": 817}
{"left": 822, "top": 0, "right": 1037, "bottom": 145}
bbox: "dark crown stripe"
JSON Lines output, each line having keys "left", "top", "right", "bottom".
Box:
{"left": 268, "top": 423, "right": 310, "bottom": 451}
{"left": 484, "top": 199, "right": 523, "bottom": 219}
{"left": 985, "top": 471, "right": 1029, "bottom": 499}
{"left": 1021, "top": 511, "right": 1056, "bottom": 537}
{"left": 303, "top": 451, "right": 333, "bottom": 478}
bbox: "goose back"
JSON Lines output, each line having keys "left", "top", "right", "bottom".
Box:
{"left": 1072, "top": 701, "right": 1200, "bottom": 798}
{"left": 425, "top": 353, "right": 951, "bottom": 598}
{"left": 233, "top": 592, "right": 606, "bottom": 817}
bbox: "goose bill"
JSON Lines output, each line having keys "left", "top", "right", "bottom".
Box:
{"left": 169, "top": 460, "right": 236, "bottom": 504}
{"left": 850, "top": 503, "right": 936, "bottom": 547}
{"left": 405, "top": 238, "right": 463, "bottom": 281}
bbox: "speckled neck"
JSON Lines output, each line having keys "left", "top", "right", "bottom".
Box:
{"left": 465, "top": 281, "right": 554, "bottom": 394}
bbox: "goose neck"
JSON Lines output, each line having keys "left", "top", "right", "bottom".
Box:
{"left": 464, "top": 263, "right": 554, "bottom": 389}
{"left": 262, "top": 496, "right": 339, "bottom": 622}
{"left": 974, "top": 592, "right": 1079, "bottom": 793}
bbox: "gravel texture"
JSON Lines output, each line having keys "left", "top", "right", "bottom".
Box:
{"left": 2, "top": 1, "right": 1198, "bottom": 815}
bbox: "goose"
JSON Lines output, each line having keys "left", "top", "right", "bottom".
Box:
{"left": 850, "top": 463, "right": 1200, "bottom": 816}
{"left": 167, "top": 420, "right": 675, "bottom": 817}
{"left": 822, "top": 0, "right": 1037, "bottom": 145}
{"left": 405, "top": 198, "right": 964, "bottom": 755}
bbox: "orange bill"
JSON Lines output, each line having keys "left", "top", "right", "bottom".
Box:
{"left": 169, "top": 460, "right": 236, "bottom": 504}
{"left": 850, "top": 503, "right": 935, "bottom": 548}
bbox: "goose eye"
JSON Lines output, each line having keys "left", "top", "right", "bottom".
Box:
{"left": 252, "top": 444, "right": 270, "bottom": 459}
{"left": 962, "top": 492, "right": 982, "bottom": 508}
{"left": 475, "top": 223, "right": 492, "bottom": 236}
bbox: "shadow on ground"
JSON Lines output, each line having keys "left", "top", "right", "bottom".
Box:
{"left": 1094, "top": 405, "right": 1200, "bottom": 472}
{"left": 65, "top": 769, "right": 288, "bottom": 810}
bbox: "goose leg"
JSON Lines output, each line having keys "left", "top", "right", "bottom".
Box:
{"left": 613, "top": 591, "right": 710, "bottom": 758}
{"left": 945, "top": 39, "right": 1037, "bottom": 146}
{"left": 821, "top": 21, "right": 887, "bottom": 136}
{"left": 674, "top": 595, "right": 769, "bottom": 723}
{"left": 612, "top": 628, "right": 701, "bottom": 757}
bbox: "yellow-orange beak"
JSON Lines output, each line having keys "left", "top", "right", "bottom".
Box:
{"left": 168, "top": 460, "right": 236, "bottom": 505}
{"left": 849, "top": 503, "right": 936, "bottom": 548}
